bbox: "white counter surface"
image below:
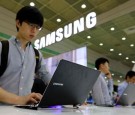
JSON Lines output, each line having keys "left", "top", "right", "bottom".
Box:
{"left": 0, "top": 105, "right": 135, "bottom": 115}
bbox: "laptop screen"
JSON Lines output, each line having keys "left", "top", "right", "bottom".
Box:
{"left": 38, "top": 59, "right": 100, "bottom": 107}
{"left": 116, "top": 83, "right": 135, "bottom": 106}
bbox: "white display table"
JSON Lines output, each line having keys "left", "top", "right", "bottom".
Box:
{"left": 0, "top": 104, "right": 135, "bottom": 115}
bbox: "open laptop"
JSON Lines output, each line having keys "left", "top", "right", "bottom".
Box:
{"left": 15, "top": 59, "right": 100, "bottom": 110}
{"left": 116, "top": 83, "right": 135, "bottom": 106}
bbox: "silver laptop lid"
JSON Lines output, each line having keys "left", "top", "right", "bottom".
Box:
{"left": 117, "top": 83, "right": 135, "bottom": 106}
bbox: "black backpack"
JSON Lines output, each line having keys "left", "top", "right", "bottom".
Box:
{"left": 0, "top": 40, "right": 39, "bottom": 77}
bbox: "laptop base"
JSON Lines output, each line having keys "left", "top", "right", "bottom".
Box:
{"left": 96, "top": 104, "right": 114, "bottom": 107}
{"left": 15, "top": 104, "right": 80, "bottom": 110}
{"left": 15, "top": 105, "right": 38, "bottom": 110}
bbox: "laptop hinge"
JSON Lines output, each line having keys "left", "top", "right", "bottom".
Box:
{"left": 73, "top": 104, "right": 79, "bottom": 109}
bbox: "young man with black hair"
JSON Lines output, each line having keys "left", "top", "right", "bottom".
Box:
{"left": 92, "top": 57, "right": 114, "bottom": 106}
{"left": 118, "top": 70, "right": 135, "bottom": 96}
{"left": 0, "top": 6, "right": 51, "bottom": 105}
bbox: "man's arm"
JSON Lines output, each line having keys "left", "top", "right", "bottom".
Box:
{"left": 0, "top": 87, "right": 42, "bottom": 105}
{"left": 35, "top": 51, "right": 52, "bottom": 84}
{"left": 102, "top": 68, "right": 114, "bottom": 97}
{"left": 107, "top": 78, "right": 114, "bottom": 97}
{"left": 117, "top": 82, "right": 127, "bottom": 97}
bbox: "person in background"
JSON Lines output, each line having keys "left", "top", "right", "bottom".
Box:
{"left": 0, "top": 6, "right": 51, "bottom": 105}
{"left": 118, "top": 70, "right": 135, "bottom": 97}
{"left": 92, "top": 57, "right": 114, "bottom": 106}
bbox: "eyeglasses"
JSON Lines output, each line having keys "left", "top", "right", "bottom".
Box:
{"left": 24, "top": 21, "right": 42, "bottom": 31}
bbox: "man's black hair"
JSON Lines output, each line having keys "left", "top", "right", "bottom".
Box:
{"left": 16, "top": 6, "right": 43, "bottom": 31}
{"left": 125, "top": 70, "right": 135, "bottom": 80}
{"left": 95, "top": 57, "right": 109, "bottom": 70}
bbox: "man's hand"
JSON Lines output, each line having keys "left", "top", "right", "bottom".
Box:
{"left": 105, "top": 71, "right": 112, "bottom": 79}
{"left": 0, "top": 88, "right": 42, "bottom": 105}
{"left": 102, "top": 67, "right": 112, "bottom": 79}
{"left": 19, "top": 93, "right": 42, "bottom": 105}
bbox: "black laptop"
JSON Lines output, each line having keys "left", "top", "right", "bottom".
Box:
{"left": 116, "top": 83, "right": 135, "bottom": 106}
{"left": 15, "top": 59, "right": 100, "bottom": 109}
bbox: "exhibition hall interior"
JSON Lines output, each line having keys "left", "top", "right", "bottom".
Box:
{"left": 1, "top": 0, "right": 135, "bottom": 115}
{"left": 0, "top": 0, "right": 135, "bottom": 85}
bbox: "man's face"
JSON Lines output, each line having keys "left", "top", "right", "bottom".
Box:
{"left": 16, "top": 20, "right": 41, "bottom": 42}
{"left": 128, "top": 76, "right": 135, "bottom": 83}
{"left": 100, "top": 62, "right": 110, "bottom": 74}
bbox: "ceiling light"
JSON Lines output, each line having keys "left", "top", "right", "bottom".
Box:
{"left": 30, "top": 2, "right": 35, "bottom": 6}
{"left": 125, "top": 57, "right": 129, "bottom": 60}
{"left": 110, "top": 27, "right": 115, "bottom": 31}
{"left": 131, "top": 61, "right": 135, "bottom": 64}
{"left": 110, "top": 49, "right": 114, "bottom": 51}
{"left": 81, "top": 4, "right": 86, "bottom": 9}
{"left": 112, "top": 73, "right": 114, "bottom": 76}
{"left": 56, "top": 18, "right": 61, "bottom": 22}
{"left": 122, "top": 37, "right": 126, "bottom": 40}
{"left": 130, "top": 44, "right": 134, "bottom": 47}
{"left": 87, "top": 36, "right": 91, "bottom": 39}
{"left": 99, "top": 43, "right": 103, "bottom": 46}
{"left": 120, "top": 76, "right": 123, "bottom": 78}
{"left": 117, "top": 80, "right": 121, "bottom": 83}
{"left": 118, "top": 53, "right": 122, "bottom": 56}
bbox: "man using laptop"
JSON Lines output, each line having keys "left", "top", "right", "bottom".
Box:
{"left": 118, "top": 70, "right": 135, "bottom": 97}
{"left": 0, "top": 6, "right": 51, "bottom": 105}
{"left": 92, "top": 57, "right": 114, "bottom": 106}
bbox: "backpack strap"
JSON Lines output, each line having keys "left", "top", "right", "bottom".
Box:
{"left": 33, "top": 48, "right": 39, "bottom": 73}
{"left": 0, "top": 40, "right": 39, "bottom": 76}
{"left": 0, "top": 40, "right": 9, "bottom": 77}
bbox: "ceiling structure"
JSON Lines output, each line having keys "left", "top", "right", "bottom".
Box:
{"left": 0, "top": 0, "right": 135, "bottom": 85}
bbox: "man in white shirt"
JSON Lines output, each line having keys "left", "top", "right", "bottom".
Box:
{"left": 0, "top": 6, "right": 51, "bottom": 105}
{"left": 118, "top": 70, "right": 135, "bottom": 96}
{"left": 92, "top": 57, "right": 114, "bottom": 106}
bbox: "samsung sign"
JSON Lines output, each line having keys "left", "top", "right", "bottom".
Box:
{"left": 34, "top": 12, "right": 97, "bottom": 49}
